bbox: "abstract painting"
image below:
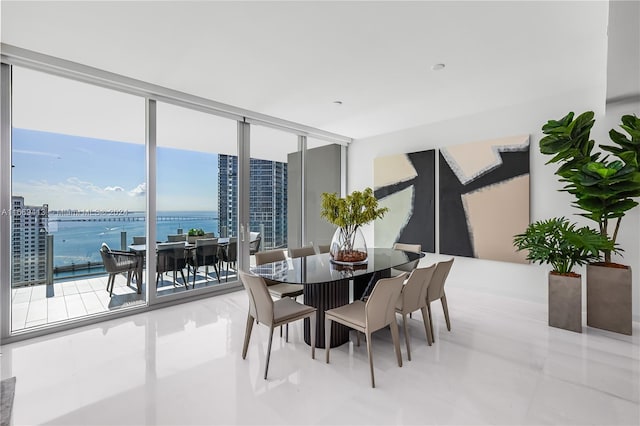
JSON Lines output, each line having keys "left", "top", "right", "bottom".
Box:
{"left": 439, "top": 135, "right": 530, "bottom": 263}
{"left": 374, "top": 149, "right": 435, "bottom": 252}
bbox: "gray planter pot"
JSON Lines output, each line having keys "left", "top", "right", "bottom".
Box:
{"left": 548, "top": 272, "right": 582, "bottom": 333}
{"left": 587, "top": 264, "right": 632, "bottom": 335}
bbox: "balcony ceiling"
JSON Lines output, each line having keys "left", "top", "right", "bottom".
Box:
{"left": 1, "top": 1, "right": 613, "bottom": 140}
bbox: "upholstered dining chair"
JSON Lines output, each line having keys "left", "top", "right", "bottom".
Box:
{"left": 188, "top": 238, "right": 220, "bottom": 287}
{"left": 395, "top": 264, "right": 437, "bottom": 360}
{"left": 392, "top": 242, "right": 422, "bottom": 275}
{"left": 288, "top": 245, "right": 316, "bottom": 258}
{"left": 317, "top": 244, "right": 331, "bottom": 254}
{"left": 239, "top": 271, "right": 317, "bottom": 380}
{"left": 255, "top": 249, "right": 304, "bottom": 341}
{"left": 99, "top": 243, "right": 139, "bottom": 296}
{"left": 426, "top": 258, "right": 455, "bottom": 342}
{"left": 254, "top": 249, "right": 303, "bottom": 300}
{"left": 325, "top": 273, "right": 407, "bottom": 388}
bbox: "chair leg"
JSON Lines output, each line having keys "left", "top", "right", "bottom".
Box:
{"left": 366, "top": 331, "right": 375, "bottom": 388}
{"left": 390, "top": 319, "right": 403, "bottom": 368}
{"left": 213, "top": 263, "right": 220, "bottom": 282}
{"left": 310, "top": 312, "right": 316, "bottom": 360}
{"left": 264, "top": 326, "right": 275, "bottom": 380}
{"left": 441, "top": 294, "right": 451, "bottom": 331}
{"left": 285, "top": 323, "right": 289, "bottom": 343}
{"left": 421, "top": 306, "right": 433, "bottom": 346}
{"left": 402, "top": 312, "right": 411, "bottom": 361}
{"left": 108, "top": 274, "right": 115, "bottom": 296}
{"left": 179, "top": 269, "right": 188, "bottom": 289}
{"left": 427, "top": 302, "right": 435, "bottom": 343}
{"left": 242, "top": 313, "right": 254, "bottom": 359}
{"left": 356, "top": 331, "right": 361, "bottom": 347}
{"left": 325, "top": 318, "right": 332, "bottom": 363}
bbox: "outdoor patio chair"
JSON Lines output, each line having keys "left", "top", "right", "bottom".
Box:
{"left": 219, "top": 237, "right": 237, "bottom": 282}
{"left": 249, "top": 232, "right": 261, "bottom": 255}
{"left": 188, "top": 238, "right": 220, "bottom": 287}
{"left": 156, "top": 242, "right": 188, "bottom": 289}
{"left": 99, "top": 243, "right": 139, "bottom": 296}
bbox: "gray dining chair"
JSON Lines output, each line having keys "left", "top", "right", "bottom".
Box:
{"left": 395, "top": 264, "right": 437, "bottom": 360}
{"left": 325, "top": 273, "right": 407, "bottom": 388}
{"left": 426, "top": 258, "right": 455, "bottom": 342}
{"left": 239, "top": 271, "right": 317, "bottom": 380}
{"left": 288, "top": 245, "right": 316, "bottom": 258}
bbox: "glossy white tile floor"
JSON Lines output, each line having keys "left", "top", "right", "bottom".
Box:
{"left": 1, "top": 283, "right": 638, "bottom": 425}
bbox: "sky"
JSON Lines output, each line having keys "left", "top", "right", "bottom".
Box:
{"left": 12, "top": 128, "right": 220, "bottom": 212}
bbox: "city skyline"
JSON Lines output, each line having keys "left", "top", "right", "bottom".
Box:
{"left": 12, "top": 128, "right": 220, "bottom": 211}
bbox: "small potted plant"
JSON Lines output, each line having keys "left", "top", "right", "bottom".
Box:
{"left": 540, "top": 112, "right": 640, "bottom": 334}
{"left": 187, "top": 228, "right": 205, "bottom": 243}
{"left": 514, "top": 217, "right": 615, "bottom": 333}
{"left": 320, "top": 187, "right": 388, "bottom": 264}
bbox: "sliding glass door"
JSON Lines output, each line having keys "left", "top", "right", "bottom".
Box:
{"left": 9, "top": 66, "right": 146, "bottom": 332}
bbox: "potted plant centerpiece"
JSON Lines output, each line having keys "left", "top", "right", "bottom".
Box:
{"left": 540, "top": 112, "right": 640, "bottom": 334}
{"left": 320, "top": 188, "right": 388, "bottom": 264}
{"left": 514, "top": 217, "right": 615, "bottom": 333}
{"left": 187, "top": 228, "right": 205, "bottom": 244}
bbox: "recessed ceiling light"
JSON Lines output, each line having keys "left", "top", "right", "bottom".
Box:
{"left": 333, "top": 100, "right": 343, "bottom": 105}
{"left": 432, "top": 63, "right": 446, "bottom": 71}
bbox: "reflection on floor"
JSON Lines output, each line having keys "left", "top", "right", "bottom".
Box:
{"left": 10, "top": 266, "right": 237, "bottom": 332}
{"left": 2, "top": 285, "right": 638, "bottom": 425}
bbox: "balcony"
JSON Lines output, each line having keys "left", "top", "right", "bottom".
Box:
{"left": 10, "top": 263, "right": 240, "bottom": 332}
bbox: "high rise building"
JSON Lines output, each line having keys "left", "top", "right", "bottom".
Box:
{"left": 11, "top": 196, "right": 49, "bottom": 286}
{"left": 218, "top": 155, "right": 287, "bottom": 250}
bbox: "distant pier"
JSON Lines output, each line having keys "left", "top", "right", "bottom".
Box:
{"left": 50, "top": 215, "right": 217, "bottom": 223}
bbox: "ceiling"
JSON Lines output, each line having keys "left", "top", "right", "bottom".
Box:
{"left": 0, "top": 1, "right": 622, "bottom": 140}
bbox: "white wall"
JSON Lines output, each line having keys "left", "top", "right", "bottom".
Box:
{"left": 348, "top": 88, "right": 640, "bottom": 321}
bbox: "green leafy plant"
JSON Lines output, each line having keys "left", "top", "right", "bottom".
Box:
{"left": 321, "top": 188, "right": 388, "bottom": 262}
{"left": 540, "top": 112, "right": 640, "bottom": 263}
{"left": 513, "top": 217, "right": 616, "bottom": 275}
{"left": 187, "top": 228, "right": 204, "bottom": 237}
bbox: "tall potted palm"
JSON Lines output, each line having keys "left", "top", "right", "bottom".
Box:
{"left": 514, "top": 217, "right": 614, "bottom": 333}
{"left": 540, "top": 112, "right": 640, "bottom": 334}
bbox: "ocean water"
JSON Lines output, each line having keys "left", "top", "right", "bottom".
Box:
{"left": 48, "top": 211, "right": 219, "bottom": 267}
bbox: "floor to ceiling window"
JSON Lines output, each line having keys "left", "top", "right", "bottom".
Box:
{"left": 9, "top": 66, "right": 146, "bottom": 332}
{"left": 248, "top": 125, "right": 300, "bottom": 258}
{"left": 155, "top": 102, "right": 238, "bottom": 296}
{"left": 1, "top": 52, "right": 348, "bottom": 341}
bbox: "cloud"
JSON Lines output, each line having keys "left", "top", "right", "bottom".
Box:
{"left": 129, "top": 182, "right": 146, "bottom": 197}
{"left": 13, "top": 149, "right": 61, "bottom": 159}
{"left": 104, "top": 186, "right": 125, "bottom": 192}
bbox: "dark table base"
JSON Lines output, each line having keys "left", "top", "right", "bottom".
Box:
{"left": 303, "top": 279, "right": 350, "bottom": 348}
{"left": 303, "top": 270, "right": 391, "bottom": 348}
